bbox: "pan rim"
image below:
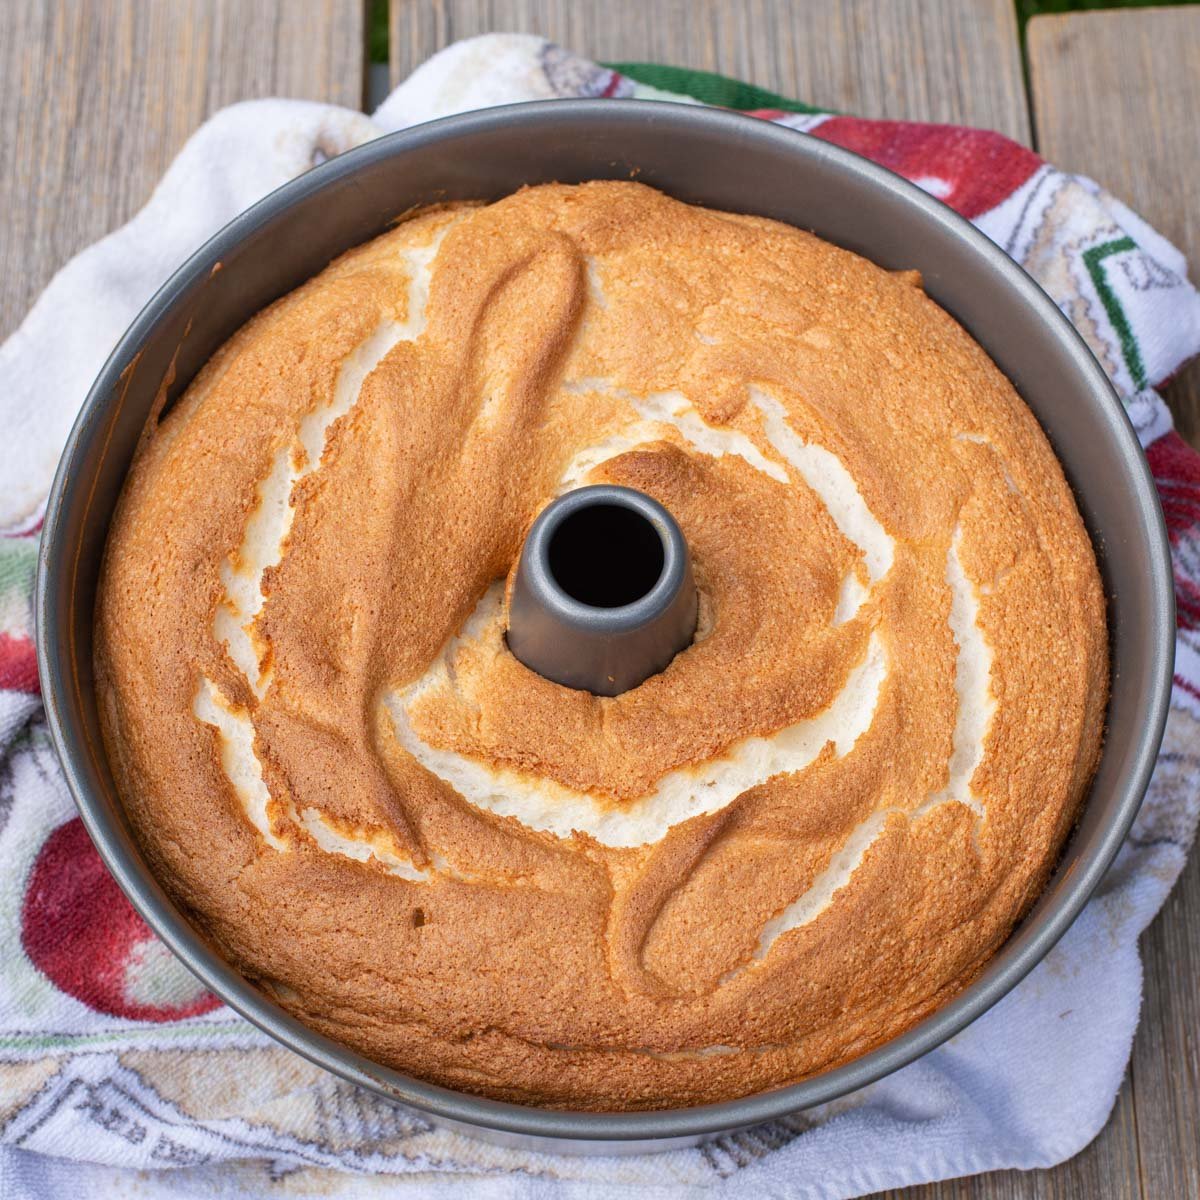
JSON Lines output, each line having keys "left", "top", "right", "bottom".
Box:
{"left": 34, "top": 98, "right": 1175, "bottom": 1144}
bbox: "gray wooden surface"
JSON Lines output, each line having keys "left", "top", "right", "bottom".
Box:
{"left": 1029, "top": 16, "right": 1200, "bottom": 1200}
{"left": 0, "top": 0, "right": 364, "bottom": 340}
{"left": 1, "top": 1, "right": 1196, "bottom": 1196}
{"left": 390, "top": 0, "right": 1031, "bottom": 142}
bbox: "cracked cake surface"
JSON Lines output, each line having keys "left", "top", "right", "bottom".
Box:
{"left": 94, "top": 181, "right": 1108, "bottom": 1110}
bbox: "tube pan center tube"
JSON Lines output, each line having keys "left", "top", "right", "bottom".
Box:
{"left": 507, "top": 485, "right": 698, "bottom": 696}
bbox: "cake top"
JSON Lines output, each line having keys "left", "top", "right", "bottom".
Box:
{"left": 95, "top": 182, "right": 1107, "bottom": 1110}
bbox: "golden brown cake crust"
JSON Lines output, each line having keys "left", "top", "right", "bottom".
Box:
{"left": 94, "top": 182, "right": 1107, "bottom": 1110}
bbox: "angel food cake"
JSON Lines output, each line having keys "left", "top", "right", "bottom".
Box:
{"left": 94, "top": 182, "right": 1107, "bottom": 1110}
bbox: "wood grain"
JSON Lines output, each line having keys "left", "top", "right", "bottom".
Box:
{"left": 0, "top": 0, "right": 364, "bottom": 340}
{"left": 389, "top": 0, "right": 1031, "bottom": 142}
{"left": 1030, "top": 19, "right": 1200, "bottom": 1197}
{"left": 1029, "top": 8, "right": 1200, "bottom": 448}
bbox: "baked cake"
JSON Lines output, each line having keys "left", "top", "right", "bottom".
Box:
{"left": 94, "top": 182, "right": 1108, "bottom": 1110}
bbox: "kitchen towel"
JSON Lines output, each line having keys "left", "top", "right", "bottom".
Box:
{"left": 1, "top": 33, "right": 1199, "bottom": 1200}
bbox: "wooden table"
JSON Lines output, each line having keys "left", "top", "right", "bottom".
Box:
{"left": 2, "top": 2, "right": 1196, "bottom": 1196}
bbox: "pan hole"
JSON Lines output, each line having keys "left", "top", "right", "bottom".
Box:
{"left": 548, "top": 502, "right": 665, "bottom": 608}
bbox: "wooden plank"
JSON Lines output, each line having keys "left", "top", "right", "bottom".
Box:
{"left": 1030, "top": 13, "right": 1200, "bottom": 1198}
{"left": 1029, "top": 7, "right": 1200, "bottom": 447}
{"left": 389, "top": 0, "right": 1030, "bottom": 143}
{"left": 0, "top": 0, "right": 364, "bottom": 340}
